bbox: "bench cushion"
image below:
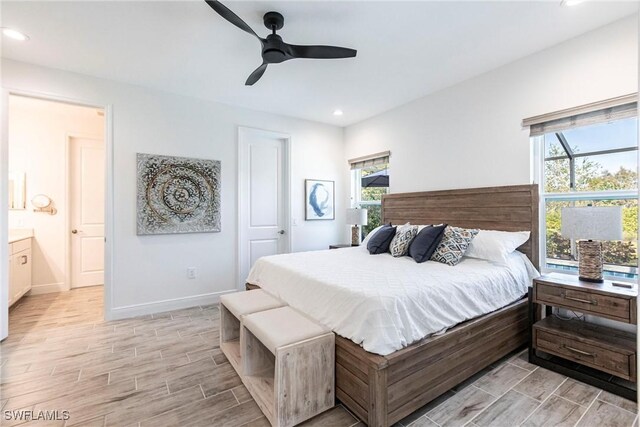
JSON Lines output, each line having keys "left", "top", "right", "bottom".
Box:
{"left": 243, "top": 306, "right": 331, "bottom": 354}
{"left": 220, "top": 289, "right": 284, "bottom": 318}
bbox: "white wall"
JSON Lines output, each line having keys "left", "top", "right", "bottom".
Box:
{"left": 2, "top": 59, "right": 346, "bottom": 318}
{"left": 8, "top": 96, "right": 104, "bottom": 293}
{"left": 345, "top": 16, "right": 638, "bottom": 193}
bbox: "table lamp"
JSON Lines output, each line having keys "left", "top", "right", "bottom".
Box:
{"left": 346, "top": 208, "right": 368, "bottom": 246}
{"left": 561, "top": 206, "right": 623, "bottom": 283}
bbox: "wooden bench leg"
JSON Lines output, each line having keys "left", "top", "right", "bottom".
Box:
{"left": 220, "top": 304, "right": 240, "bottom": 343}
{"left": 275, "top": 333, "right": 335, "bottom": 427}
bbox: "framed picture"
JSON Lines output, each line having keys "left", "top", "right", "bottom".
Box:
{"left": 305, "top": 179, "right": 335, "bottom": 220}
{"left": 136, "top": 153, "right": 221, "bottom": 235}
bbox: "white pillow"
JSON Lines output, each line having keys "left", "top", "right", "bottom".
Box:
{"left": 465, "top": 230, "right": 530, "bottom": 264}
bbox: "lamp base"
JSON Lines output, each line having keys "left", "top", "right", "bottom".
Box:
{"left": 578, "top": 240, "right": 604, "bottom": 283}
{"left": 351, "top": 225, "right": 361, "bottom": 246}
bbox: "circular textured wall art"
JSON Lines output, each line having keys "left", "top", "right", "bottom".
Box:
{"left": 136, "top": 153, "right": 221, "bottom": 235}
{"left": 148, "top": 166, "right": 211, "bottom": 221}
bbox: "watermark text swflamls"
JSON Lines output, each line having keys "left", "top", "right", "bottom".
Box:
{"left": 4, "top": 410, "right": 70, "bottom": 422}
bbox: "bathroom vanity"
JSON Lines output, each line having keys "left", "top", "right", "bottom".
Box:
{"left": 8, "top": 229, "right": 33, "bottom": 307}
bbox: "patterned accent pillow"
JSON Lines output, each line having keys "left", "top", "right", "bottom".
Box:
{"left": 389, "top": 223, "right": 419, "bottom": 257}
{"left": 430, "top": 226, "right": 479, "bottom": 266}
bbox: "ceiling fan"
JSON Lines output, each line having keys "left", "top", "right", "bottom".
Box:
{"left": 205, "top": 0, "right": 357, "bottom": 86}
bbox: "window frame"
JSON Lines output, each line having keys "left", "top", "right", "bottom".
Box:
{"left": 533, "top": 130, "right": 639, "bottom": 282}
{"left": 350, "top": 165, "right": 389, "bottom": 237}
{"left": 351, "top": 166, "right": 390, "bottom": 206}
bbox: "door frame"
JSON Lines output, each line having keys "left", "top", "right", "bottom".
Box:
{"left": 237, "top": 126, "right": 291, "bottom": 290}
{"left": 0, "top": 89, "right": 114, "bottom": 340}
{"left": 66, "top": 134, "right": 105, "bottom": 291}
{"left": 1, "top": 90, "right": 9, "bottom": 340}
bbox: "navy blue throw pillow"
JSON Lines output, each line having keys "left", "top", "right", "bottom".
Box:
{"left": 409, "top": 224, "right": 448, "bottom": 263}
{"left": 367, "top": 224, "right": 397, "bottom": 254}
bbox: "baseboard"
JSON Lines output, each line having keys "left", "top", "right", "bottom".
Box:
{"left": 108, "top": 290, "right": 236, "bottom": 320}
{"left": 28, "top": 282, "right": 68, "bottom": 295}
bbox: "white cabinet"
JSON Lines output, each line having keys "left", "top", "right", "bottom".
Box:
{"left": 9, "top": 238, "right": 32, "bottom": 307}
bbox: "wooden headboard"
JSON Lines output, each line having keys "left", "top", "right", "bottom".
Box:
{"left": 382, "top": 184, "right": 539, "bottom": 269}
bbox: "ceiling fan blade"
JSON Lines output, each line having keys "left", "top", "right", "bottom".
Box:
{"left": 205, "top": 0, "right": 262, "bottom": 43}
{"left": 245, "top": 63, "right": 268, "bottom": 86}
{"left": 286, "top": 44, "right": 357, "bottom": 59}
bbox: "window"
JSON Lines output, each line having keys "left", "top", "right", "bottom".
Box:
{"left": 538, "top": 115, "right": 638, "bottom": 279}
{"left": 349, "top": 152, "right": 390, "bottom": 237}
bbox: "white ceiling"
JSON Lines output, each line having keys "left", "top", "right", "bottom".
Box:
{"left": 2, "top": 1, "right": 637, "bottom": 126}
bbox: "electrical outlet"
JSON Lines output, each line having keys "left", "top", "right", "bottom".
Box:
{"left": 187, "top": 268, "right": 197, "bottom": 279}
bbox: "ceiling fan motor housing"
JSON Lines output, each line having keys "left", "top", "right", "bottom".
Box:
{"left": 263, "top": 34, "right": 288, "bottom": 63}
{"left": 263, "top": 11, "right": 284, "bottom": 31}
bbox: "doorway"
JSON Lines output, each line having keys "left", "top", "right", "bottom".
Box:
{"left": 237, "top": 127, "right": 291, "bottom": 288}
{"left": 3, "top": 95, "right": 107, "bottom": 339}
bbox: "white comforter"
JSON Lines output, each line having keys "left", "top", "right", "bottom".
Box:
{"left": 246, "top": 247, "right": 540, "bottom": 356}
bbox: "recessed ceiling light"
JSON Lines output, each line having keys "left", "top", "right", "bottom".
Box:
{"left": 2, "top": 28, "right": 29, "bottom": 41}
{"left": 333, "top": 109, "right": 344, "bottom": 116}
{"left": 561, "top": 0, "right": 584, "bottom": 6}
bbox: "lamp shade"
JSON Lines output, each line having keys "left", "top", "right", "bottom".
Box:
{"left": 561, "top": 206, "right": 623, "bottom": 241}
{"left": 346, "top": 208, "right": 368, "bottom": 226}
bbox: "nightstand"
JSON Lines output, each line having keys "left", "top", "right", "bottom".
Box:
{"left": 529, "top": 273, "right": 637, "bottom": 400}
{"left": 329, "top": 244, "right": 357, "bottom": 249}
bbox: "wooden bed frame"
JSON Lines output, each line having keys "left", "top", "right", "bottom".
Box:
{"left": 248, "top": 184, "right": 539, "bottom": 426}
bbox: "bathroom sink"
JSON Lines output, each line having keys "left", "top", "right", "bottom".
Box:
{"left": 8, "top": 228, "right": 33, "bottom": 243}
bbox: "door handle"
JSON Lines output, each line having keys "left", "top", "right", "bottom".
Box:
{"left": 20, "top": 255, "right": 27, "bottom": 265}
{"left": 71, "top": 229, "right": 78, "bottom": 234}
{"left": 278, "top": 230, "right": 285, "bottom": 235}
{"left": 563, "top": 345, "right": 596, "bottom": 357}
{"left": 561, "top": 292, "right": 597, "bottom": 305}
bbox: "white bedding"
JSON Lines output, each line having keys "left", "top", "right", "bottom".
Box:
{"left": 246, "top": 247, "right": 540, "bottom": 356}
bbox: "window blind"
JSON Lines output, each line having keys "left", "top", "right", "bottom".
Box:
{"left": 522, "top": 93, "right": 637, "bottom": 137}
{"left": 348, "top": 151, "right": 390, "bottom": 170}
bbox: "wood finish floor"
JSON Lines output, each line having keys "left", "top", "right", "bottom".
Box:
{"left": 1, "top": 287, "right": 637, "bottom": 427}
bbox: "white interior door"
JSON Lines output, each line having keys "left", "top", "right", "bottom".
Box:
{"left": 70, "top": 136, "right": 105, "bottom": 288}
{"left": 239, "top": 128, "right": 289, "bottom": 287}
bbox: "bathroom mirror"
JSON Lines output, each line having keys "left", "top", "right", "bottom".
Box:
{"left": 31, "top": 194, "right": 57, "bottom": 215}
{"left": 8, "top": 172, "right": 26, "bottom": 210}
{"left": 31, "top": 194, "right": 51, "bottom": 209}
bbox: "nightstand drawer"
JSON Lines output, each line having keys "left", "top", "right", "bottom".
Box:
{"left": 535, "top": 283, "right": 632, "bottom": 323}
{"left": 535, "top": 328, "right": 634, "bottom": 381}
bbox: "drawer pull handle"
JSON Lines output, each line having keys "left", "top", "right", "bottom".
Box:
{"left": 563, "top": 294, "right": 597, "bottom": 306}
{"left": 563, "top": 345, "right": 596, "bottom": 357}
{"left": 20, "top": 255, "right": 27, "bottom": 265}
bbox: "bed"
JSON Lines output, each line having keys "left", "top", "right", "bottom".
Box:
{"left": 247, "top": 184, "right": 539, "bottom": 426}
{"left": 248, "top": 246, "right": 538, "bottom": 356}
